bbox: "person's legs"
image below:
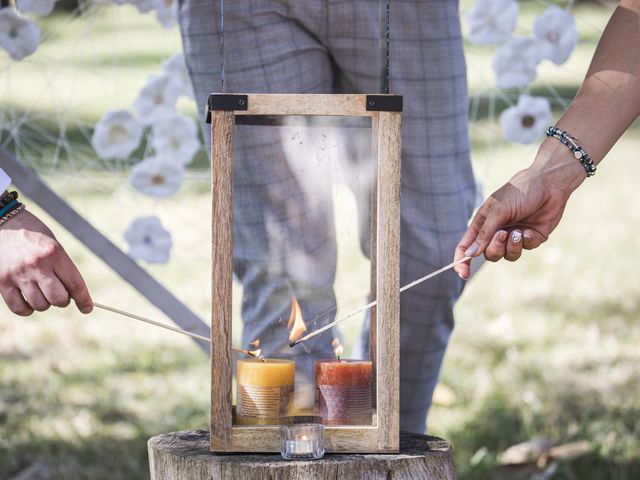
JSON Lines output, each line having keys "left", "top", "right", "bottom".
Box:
{"left": 178, "top": 0, "right": 338, "bottom": 375}
{"left": 327, "top": 0, "right": 476, "bottom": 432}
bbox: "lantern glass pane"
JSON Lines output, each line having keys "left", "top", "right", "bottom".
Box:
{"left": 229, "top": 115, "right": 376, "bottom": 427}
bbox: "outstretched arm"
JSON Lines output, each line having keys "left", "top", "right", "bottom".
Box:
{"left": 0, "top": 186, "right": 93, "bottom": 316}
{"left": 454, "top": 0, "right": 640, "bottom": 279}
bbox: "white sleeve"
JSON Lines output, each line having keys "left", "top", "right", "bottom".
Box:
{"left": 0, "top": 167, "right": 11, "bottom": 193}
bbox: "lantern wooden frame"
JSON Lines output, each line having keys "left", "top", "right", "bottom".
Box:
{"left": 207, "top": 93, "right": 402, "bottom": 453}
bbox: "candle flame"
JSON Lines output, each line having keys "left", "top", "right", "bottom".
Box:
{"left": 247, "top": 339, "right": 263, "bottom": 360}
{"left": 332, "top": 338, "right": 343, "bottom": 359}
{"left": 288, "top": 296, "right": 307, "bottom": 343}
{"left": 249, "top": 348, "right": 263, "bottom": 359}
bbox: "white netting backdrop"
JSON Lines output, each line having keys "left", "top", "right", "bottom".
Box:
{"left": 0, "top": 0, "right": 611, "bottom": 268}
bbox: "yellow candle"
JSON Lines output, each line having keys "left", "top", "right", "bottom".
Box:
{"left": 236, "top": 359, "right": 295, "bottom": 423}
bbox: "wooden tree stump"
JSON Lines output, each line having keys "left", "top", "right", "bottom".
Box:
{"left": 148, "top": 430, "right": 455, "bottom": 480}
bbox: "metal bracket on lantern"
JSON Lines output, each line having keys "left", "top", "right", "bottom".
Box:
{"left": 205, "top": 94, "right": 248, "bottom": 123}
{"left": 365, "top": 95, "right": 403, "bottom": 112}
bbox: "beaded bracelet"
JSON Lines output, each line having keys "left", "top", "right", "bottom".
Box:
{"left": 546, "top": 126, "right": 596, "bottom": 177}
{"left": 0, "top": 199, "right": 19, "bottom": 217}
{"left": 0, "top": 203, "right": 25, "bottom": 227}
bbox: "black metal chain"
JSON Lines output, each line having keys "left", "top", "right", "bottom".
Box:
{"left": 218, "top": 1, "right": 390, "bottom": 94}
{"left": 379, "top": 0, "right": 391, "bottom": 94}
{"left": 219, "top": 0, "right": 226, "bottom": 93}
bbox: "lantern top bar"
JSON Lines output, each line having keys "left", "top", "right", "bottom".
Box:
{"left": 205, "top": 93, "right": 403, "bottom": 122}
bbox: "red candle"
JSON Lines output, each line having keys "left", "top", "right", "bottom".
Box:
{"left": 314, "top": 359, "right": 373, "bottom": 425}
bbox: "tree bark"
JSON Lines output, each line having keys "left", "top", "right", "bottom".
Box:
{"left": 148, "top": 430, "right": 455, "bottom": 480}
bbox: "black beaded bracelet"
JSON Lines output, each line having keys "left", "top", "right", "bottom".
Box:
{"left": 546, "top": 126, "right": 596, "bottom": 177}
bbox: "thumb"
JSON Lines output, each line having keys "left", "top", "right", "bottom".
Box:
{"left": 454, "top": 199, "right": 510, "bottom": 279}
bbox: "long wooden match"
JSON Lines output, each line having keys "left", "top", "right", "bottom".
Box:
{"left": 93, "top": 303, "right": 260, "bottom": 358}
{"left": 289, "top": 256, "right": 472, "bottom": 347}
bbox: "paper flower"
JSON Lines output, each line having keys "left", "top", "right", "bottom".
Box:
{"left": 91, "top": 109, "right": 143, "bottom": 160}
{"left": 16, "top": 0, "right": 56, "bottom": 15}
{"left": 151, "top": 114, "right": 200, "bottom": 165}
{"left": 133, "top": 74, "right": 180, "bottom": 124}
{"left": 493, "top": 36, "right": 542, "bottom": 89}
{"left": 124, "top": 216, "right": 172, "bottom": 264}
{"left": 162, "top": 53, "right": 194, "bottom": 98}
{"left": 466, "top": 0, "right": 518, "bottom": 46}
{"left": 129, "top": 156, "right": 184, "bottom": 198}
{"left": 500, "top": 94, "right": 552, "bottom": 144}
{"left": 0, "top": 9, "right": 40, "bottom": 61}
{"left": 534, "top": 6, "right": 579, "bottom": 65}
{"left": 154, "top": 0, "right": 177, "bottom": 28}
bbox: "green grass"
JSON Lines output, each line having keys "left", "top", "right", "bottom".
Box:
{"left": 2, "top": 2, "right": 640, "bottom": 479}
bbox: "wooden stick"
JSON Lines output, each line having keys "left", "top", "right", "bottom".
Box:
{"left": 289, "top": 256, "right": 472, "bottom": 347}
{"left": 93, "top": 303, "right": 259, "bottom": 358}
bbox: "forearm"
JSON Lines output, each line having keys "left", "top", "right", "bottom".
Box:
{"left": 533, "top": 0, "right": 640, "bottom": 190}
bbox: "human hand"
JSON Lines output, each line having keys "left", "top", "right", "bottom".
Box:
{"left": 454, "top": 150, "right": 586, "bottom": 279}
{"left": 0, "top": 209, "right": 93, "bottom": 315}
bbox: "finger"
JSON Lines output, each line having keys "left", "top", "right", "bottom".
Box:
{"left": 453, "top": 243, "right": 473, "bottom": 280}
{"left": 38, "top": 274, "right": 71, "bottom": 308}
{"left": 505, "top": 230, "right": 524, "bottom": 262}
{"left": 522, "top": 229, "right": 545, "bottom": 250}
{"left": 53, "top": 256, "right": 93, "bottom": 314}
{"left": 484, "top": 230, "right": 508, "bottom": 262}
{"left": 471, "top": 198, "right": 513, "bottom": 255}
{"left": 0, "top": 286, "right": 34, "bottom": 316}
{"left": 21, "top": 282, "right": 50, "bottom": 312}
{"left": 454, "top": 199, "right": 510, "bottom": 279}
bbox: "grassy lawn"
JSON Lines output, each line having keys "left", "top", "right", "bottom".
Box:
{"left": 1, "top": 2, "right": 640, "bottom": 479}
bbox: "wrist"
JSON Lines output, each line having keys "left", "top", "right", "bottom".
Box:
{"left": 531, "top": 137, "right": 587, "bottom": 195}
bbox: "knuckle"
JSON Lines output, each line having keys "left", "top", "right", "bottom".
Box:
{"left": 12, "top": 304, "right": 33, "bottom": 316}
{"left": 484, "top": 253, "right": 501, "bottom": 263}
{"left": 32, "top": 301, "right": 50, "bottom": 312}
{"left": 505, "top": 252, "right": 522, "bottom": 262}
{"left": 51, "top": 293, "right": 70, "bottom": 307}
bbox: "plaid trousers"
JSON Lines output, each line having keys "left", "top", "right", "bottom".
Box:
{"left": 179, "top": 0, "right": 476, "bottom": 433}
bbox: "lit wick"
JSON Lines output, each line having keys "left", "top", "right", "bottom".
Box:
{"left": 332, "top": 338, "right": 344, "bottom": 362}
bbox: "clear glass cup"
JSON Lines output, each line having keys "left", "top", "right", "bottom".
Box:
{"left": 280, "top": 416, "right": 324, "bottom": 460}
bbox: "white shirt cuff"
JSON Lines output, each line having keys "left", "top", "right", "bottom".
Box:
{"left": 0, "top": 167, "right": 11, "bottom": 193}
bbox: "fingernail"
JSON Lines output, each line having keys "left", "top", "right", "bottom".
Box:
{"left": 523, "top": 231, "right": 533, "bottom": 242}
{"left": 511, "top": 230, "right": 522, "bottom": 243}
{"left": 464, "top": 242, "right": 479, "bottom": 257}
{"left": 498, "top": 230, "right": 508, "bottom": 242}
{"left": 81, "top": 306, "right": 93, "bottom": 314}
{"left": 458, "top": 272, "right": 468, "bottom": 281}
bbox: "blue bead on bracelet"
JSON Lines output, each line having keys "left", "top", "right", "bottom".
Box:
{"left": 0, "top": 199, "right": 19, "bottom": 217}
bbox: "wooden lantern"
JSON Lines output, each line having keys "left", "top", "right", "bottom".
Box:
{"left": 207, "top": 93, "right": 402, "bottom": 453}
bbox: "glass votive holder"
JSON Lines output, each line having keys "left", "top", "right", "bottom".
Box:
{"left": 280, "top": 416, "right": 325, "bottom": 460}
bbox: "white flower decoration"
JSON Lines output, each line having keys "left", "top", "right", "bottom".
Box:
{"left": 154, "top": 0, "right": 177, "bottom": 28}
{"left": 16, "top": 0, "right": 56, "bottom": 16}
{"left": 466, "top": 0, "right": 517, "bottom": 46}
{"left": 129, "top": 156, "right": 185, "bottom": 198}
{"left": 534, "top": 6, "right": 579, "bottom": 66}
{"left": 151, "top": 114, "right": 200, "bottom": 165}
{"left": 133, "top": 74, "right": 180, "bottom": 125}
{"left": 91, "top": 109, "right": 143, "bottom": 160}
{"left": 162, "top": 53, "right": 194, "bottom": 98}
{"left": 493, "top": 36, "right": 542, "bottom": 89}
{"left": 500, "top": 94, "right": 552, "bottom": 145}
{"left": 0, "top": 9, "right": 40, "bottom": 61}
{"left": 124, "top": 216, "right": 172, "bottom": 264}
